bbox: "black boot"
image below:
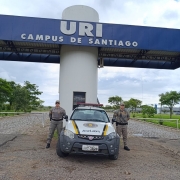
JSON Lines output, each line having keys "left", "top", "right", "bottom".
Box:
{"left": 46, "top": 143, "right": 50, "bottom": 148}
{"left": 124, "top": 146, "right": 130, "bottom": 151}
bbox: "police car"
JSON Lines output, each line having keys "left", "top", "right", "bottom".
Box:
{"left": 56, "top": 104, "right": 120, "bottom": 160}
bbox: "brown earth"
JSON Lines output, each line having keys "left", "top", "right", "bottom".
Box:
{"left": 0, "top": 120, "right": 180, "bottom": 180}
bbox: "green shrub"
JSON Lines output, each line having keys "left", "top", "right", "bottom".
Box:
{"left": 142, "top": 114, "right": 146, "bottom": 118}
{"left": 53, "top": 130, "right": 58, "bottom": 139}
{"left": 6, "top": 104, "right": 11, "bottom": 111}
{"left": 159, "top": 119, "right": 163, "bottom": 125}
{"left": 142, "top": 105, "right": 156, "bottom": 118}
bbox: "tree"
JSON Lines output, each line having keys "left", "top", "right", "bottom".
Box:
{"left": 0, "top": 78, "right": 44, "bottom": 112}
{"left": 7, "top": 81, "right": 18, "bottom": 109}
{"left": 0, "top": 78, "right": 12, "bottom": 110}
{"left": 159, "top": 91, "right": 180, "bottom": 118}
{"left": 141, "top": 105, "right": 156, "bottom": 118}
{"left": 123, "top": 101, "right": 130, "bottom": 108}
{"left": 24, "top": 81, "right": 43, "bottom": 110}
{"left": 104, "top": 105, "right": 113, "bottom": 110}
{"left": 108, "top": 96, "right": 122, "bottom": 109}
{"left": 13, "top": 85, "right": 29, "bottom": 112}
{"left": 128, "top": 98, "right": 142, "bottom": 113}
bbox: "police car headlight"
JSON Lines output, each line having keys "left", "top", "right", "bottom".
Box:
{"left": 107, "top": 132, "right": 116, "bottom": 140}
{"left": 64, "top": 130, "right": 74, "bottom": 139}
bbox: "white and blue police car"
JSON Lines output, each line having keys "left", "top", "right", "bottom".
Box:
{"left": 56, "top": 104, "right": 120, "bottom": 160}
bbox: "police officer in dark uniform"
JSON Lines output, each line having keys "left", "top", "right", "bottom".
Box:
{"left": 113, "top": 102, "right": 130, "bottom": 151}
{"left": 46, "top": 100, "right": 66, "bottom": 148}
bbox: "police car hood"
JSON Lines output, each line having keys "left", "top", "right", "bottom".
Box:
{"left": 73, "top": 120, "right": 114, "bottom": 136}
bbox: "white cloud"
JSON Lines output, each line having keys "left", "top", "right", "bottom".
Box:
{"left": 0, "top": 69, "right": 12, "bottom": 80}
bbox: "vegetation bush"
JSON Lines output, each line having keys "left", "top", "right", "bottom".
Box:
{"left": 142, "top": 105, "right": 156, "bottom": 117}
{"left": 158, "top": 119, "right": 163, "bottom": 125}
{"left": 0, "top": 78, "right": 44, "bottom": 112}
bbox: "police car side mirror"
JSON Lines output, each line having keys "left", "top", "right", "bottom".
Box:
{"left": 64, "top": 115, "right": 68, "bottom": 121}
{"left": 112, "top": 118, "right": 115, "bottom": 124}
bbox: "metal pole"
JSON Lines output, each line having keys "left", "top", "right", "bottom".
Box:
{"left": 42, "top": 113, "right": 45, "bottom": 128}
{"left": 177, "top": 119, "right": 179, "bottom": 130}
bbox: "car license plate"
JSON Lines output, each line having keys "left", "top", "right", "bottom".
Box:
{"left": 82, "top": 145, "right": 99, "bottom": 151}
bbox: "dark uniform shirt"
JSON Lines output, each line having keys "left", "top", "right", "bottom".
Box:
{"left": 113, "top": 109, "right": 130, "bottom": 124}
{"left": 49, "top": 107, "right": 66, "bottom": 120}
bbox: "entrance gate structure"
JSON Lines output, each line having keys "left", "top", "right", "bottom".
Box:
{"left": 1, "top": 5, "right": 180, "bottom": 118}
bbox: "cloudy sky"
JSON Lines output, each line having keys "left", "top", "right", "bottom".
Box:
{"left": 0, "top": 0, "right": 180, "bottom": 107}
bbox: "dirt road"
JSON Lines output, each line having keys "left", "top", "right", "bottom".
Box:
{"left": 0, "top": 117, "right": 180, "bottom": 180}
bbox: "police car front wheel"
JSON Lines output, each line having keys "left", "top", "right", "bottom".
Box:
{"left": 109, "top": 153, "right": 119, "bottom": 160}
{"left": 56, "top": 139, "right": 69, "bottom": 157}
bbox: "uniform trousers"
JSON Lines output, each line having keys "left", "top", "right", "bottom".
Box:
{"left": 47, "top": 120, "right": 63, "bottom": 144}
{"left": 116, "top": 125, "right": 128, "bottom": 146}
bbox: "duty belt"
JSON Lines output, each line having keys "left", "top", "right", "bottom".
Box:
{"left": 52, "top": 119, "right": 63, "bottom": 121}
{"left": 116, "top": 122, "right": 128, "bottom": 125}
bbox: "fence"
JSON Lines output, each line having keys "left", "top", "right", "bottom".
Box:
{"left": 30, "top": 112, "right": 49, "bottom": 127}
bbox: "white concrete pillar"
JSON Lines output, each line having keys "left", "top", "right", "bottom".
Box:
{"left": 59, "top": 5, "right": 99, "bottom": 119}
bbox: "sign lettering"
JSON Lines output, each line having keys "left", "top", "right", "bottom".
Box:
{"left": 20, "top": 20, "right": 138, "bottom": 48}
{"left": 60, "top": 21, "right": 103, "bottom": 37}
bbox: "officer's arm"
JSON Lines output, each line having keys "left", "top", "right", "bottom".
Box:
{"left": 49, "top": 109, "right": 52, "bottom": 120}
{"left": 64, "top": 110, "right": 66, "bottom": 116}
{"left": 127, "top": 111, "right": 130, "bottom": 120}
{"left": 62, "top": 109, "right": 66, "bottom": 119}
{"left": 113, "top": 111, "right": 117, "bottom": 119}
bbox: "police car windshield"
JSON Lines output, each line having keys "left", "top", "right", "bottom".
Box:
{"left": 71, "top": 109, "right": 109, "bottom": 123}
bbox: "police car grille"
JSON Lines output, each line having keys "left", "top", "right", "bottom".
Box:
{"left": 78, "top": 135, "right": 104, "bottom": 140}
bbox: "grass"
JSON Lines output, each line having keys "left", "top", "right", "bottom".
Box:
{"left": 145, "top": 119, "right": 179, "bottom": 129}
{"left": 131, "top": 113, "right": 180, "bottom": 129}
{"left": 131, "top": 113, "right": 180, "bottom": 119}
{"left": 53, "top": 130, "right": 58, "bottom": 139}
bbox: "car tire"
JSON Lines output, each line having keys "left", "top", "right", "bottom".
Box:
{"left": 56, "top": 138, "right": 69, "bottom": 157}
{"left": 109, "top": 153, "right": 119, "bottom": 160}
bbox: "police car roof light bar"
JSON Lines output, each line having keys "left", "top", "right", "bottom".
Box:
{"left": 77, "top": 103, "right": 103, "bottom": 107}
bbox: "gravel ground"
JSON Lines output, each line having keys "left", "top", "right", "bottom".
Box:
{"left": 0, "top": 113, "right": 180, "bottom": 180}
{"left": 0, "top": 113, "right": 49, "bottom": 135}
{"left": 128, "top": 119, "right": 180, "bottom": 139}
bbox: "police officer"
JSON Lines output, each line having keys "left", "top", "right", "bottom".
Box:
{"left": 46, "top": 100, "right": 66, "bottom": 148}
{"left": 113, "top": 102, "right": 130, "bottom": 151}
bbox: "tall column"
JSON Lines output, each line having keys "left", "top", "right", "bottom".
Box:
{"left": 59, "top": 5, "right": 99, "bottom": 118}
